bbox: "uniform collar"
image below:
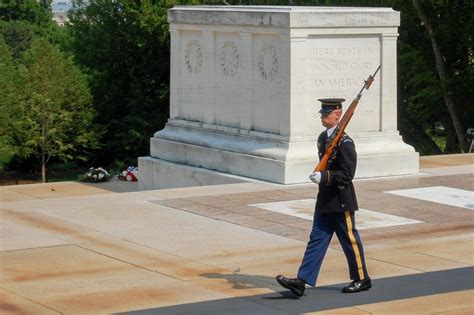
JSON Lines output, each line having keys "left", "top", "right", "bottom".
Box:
{"left": 326, "top": 126, "right": 337, "bottom": 138}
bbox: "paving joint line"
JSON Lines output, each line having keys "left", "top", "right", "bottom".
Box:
{"left": 150, "top": 199, "right": 309, "bottom": 230}
{"left": 386, "top": 245, "right": 474, "bottom": 266}
{"left": 130, "top": 267, "right": 474, "bottom": 314}
{"left": 352, "top": 305, "right": 373, "bottom": 314}
{"left": 0, "top": 286, "right": 63, "bottom": 314}
{"left": 121, "top": 238, "right": 231, "bottom": 273}
{"left": 153, "top": 203, "right": 307, "bottom": 242}
{"left": 74, "top": 244, "right": 186, "bottom": 282}
{"left": 3, "top": 209, "right": 230, "bottom": 282}
{"left": 0, "top": 244, "right": 73, "bottom": 253}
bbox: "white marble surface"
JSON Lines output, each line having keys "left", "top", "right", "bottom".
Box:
{"left": 386, "top": 186, "right": 474, "bottom": 210}
{"left": 140, "top": 6, "right": 418, "bottom": 190}
{"left": 420, "top": 165, "right": 474, "bottom": 176}
{"left": 168, "top": 6, "right": 400, "bottom": 27}
{"left": 138, "top": 157, "right": 247, "bottom": 190}
{"left": 250, "top": 198, "right": 424, "bottom": 230}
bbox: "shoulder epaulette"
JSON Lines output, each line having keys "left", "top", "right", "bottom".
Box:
{"left": 338, "top": 133, "right": 352, "bottom": 145}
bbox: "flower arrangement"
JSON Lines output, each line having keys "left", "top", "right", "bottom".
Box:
{"left": 81, "top": 167, "right": 111, "bottom": 182}
{"left": 118, "top": 166, "right": 138, "bottom": 182}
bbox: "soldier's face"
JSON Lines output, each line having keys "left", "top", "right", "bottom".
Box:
{"left": 321, "top": 110, "right": 341, "bottom": 128}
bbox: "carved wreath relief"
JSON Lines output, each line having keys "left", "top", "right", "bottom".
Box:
{"left": 258, "top": 43, "right": 279, "bottom": 81}
{"left": 184, "top": 40, "right": 202, "bottom": 74}
{"left": 219, "top": 41, "right": 239, "bottom": 77}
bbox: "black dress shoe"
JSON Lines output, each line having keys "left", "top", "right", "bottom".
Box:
{"left": 342, "top": 278, "right": 372, "bottom": 293}
{"left": 276, "top": 275, "right": 305, "bottom": 297}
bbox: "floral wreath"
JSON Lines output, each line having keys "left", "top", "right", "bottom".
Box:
{"left": 118, "top": 166, "right": 138, "bottom": 182}
{"left": 185, "top": 40, "right": 202, "bottom": 74}
{"left": 81, "top": 167, "right": 110, "bottom": 182}
{"left": 257, "top": 43, "right": 279, "bottom": 81}
{"left": 220, "top": 41, "right": 239, "bottom": 77}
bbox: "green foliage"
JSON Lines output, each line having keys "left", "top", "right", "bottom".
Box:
{"left": 0, "top": 0, "right": 69, "bottom": 59}
{"left": 0, "top": 0, "right": 78, "bottom": 173}
{"left": 68, "top": 0, "right": 172, "bottom": 165}
{"left": 0, "top": 20, "right": 36, "bottom": 59}
{"left": 0, "top": 0, "right": 53, "bottom": 25}
{"left": 185, "top": 0, "right": 470, "bottom": 155}
{"left": 396, "top": 0, "right": 473, "bottom": 152}
{"left": 8, "top": 38, "right": 102, "bottom": 173}
{"left": 0, "top": 138, "right": 17, "bottom": 170}
{"left": 0, "top": 35, "right": 18, "bottom": 132}
{"left": 2, "top": 0, "right": 469, "bottom": 180}
{"left": 0, "top": 35, "right": 20, "bottom": 169}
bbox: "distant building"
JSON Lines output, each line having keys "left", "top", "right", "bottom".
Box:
{"left": 51, "top": 0, "right": 72, "bottom": 26}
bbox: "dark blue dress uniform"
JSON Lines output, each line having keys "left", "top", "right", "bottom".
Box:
{"left": 297, "top": 130, "right": 369, "bottom": 287}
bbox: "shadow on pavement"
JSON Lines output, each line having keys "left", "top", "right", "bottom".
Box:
{"left": 119, "top": 267, "right": 474, "bottom": 315}
{"left": 82, "top": 179, "right": 138, "bottom": 193}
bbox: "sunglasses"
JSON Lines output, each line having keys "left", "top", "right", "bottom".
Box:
{"left": 320, "top": 111, "right": 337, "bottom": 118}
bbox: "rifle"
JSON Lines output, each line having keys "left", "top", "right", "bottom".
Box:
{"left": 313, "top": 65, "right": 381, "bottom": 172}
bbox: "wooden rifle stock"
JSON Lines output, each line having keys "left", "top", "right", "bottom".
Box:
{"left": 313, "top": 65, "right": 381, "bottom": 172}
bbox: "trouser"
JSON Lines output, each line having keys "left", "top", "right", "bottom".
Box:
{"left": 297, "top": 211, "right": 369, "bottom": 287}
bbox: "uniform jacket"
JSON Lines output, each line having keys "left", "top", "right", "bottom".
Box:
{"left": 315, "top": 130, "right": 359, "bottom": 213}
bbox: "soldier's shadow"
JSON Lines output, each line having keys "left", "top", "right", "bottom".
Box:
{"left": 200, "top": 270, "right": 334, "bottom": 300}
{"left": 200, "top": 270, "right": 276, "bottom": 290}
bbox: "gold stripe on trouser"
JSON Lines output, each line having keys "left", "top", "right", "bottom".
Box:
{"left": 344, "top": 211, "right": 364, "bottom": 280}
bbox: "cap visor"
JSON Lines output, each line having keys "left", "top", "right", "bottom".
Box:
{"left": 319, "top": 109, "right": 333, "bottom": 114}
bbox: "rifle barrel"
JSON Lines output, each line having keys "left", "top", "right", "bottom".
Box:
{"left": 338, "top": 65, "right": 381, "bottom": 128}
{"left": 313, "top": 66, "right": 382, "bottom": 172}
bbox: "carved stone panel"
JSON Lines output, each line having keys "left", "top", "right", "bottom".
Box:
{"left": 307, "top": 36, "right": 381, "bottom": 132}
{"left": 184, "top": 40, "right": 202, "bottom": 74}
{"left": 219, "top": 41, "right": 239, "bottom": 77}
{"left": 257, "top": 43, "right": 279, "bottom": 81}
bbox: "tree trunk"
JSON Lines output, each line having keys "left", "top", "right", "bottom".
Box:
{"left": 41, "top": 162, "right": 46, "bottom": 183}
{"left": 412, "top": 0, "right": 465, "bottom": 152}
{"left": 42, "top": 116, "right": 47, "bottom": 183}
{"left": 400, "top": 117, "right": 442, "bottom": 155}
{"left": 443, "top": 119, "right": 458, "bottom": 152}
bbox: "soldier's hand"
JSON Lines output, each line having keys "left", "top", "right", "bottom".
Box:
{"left": 309, "top": 172, "right": 321, "bottom": 184}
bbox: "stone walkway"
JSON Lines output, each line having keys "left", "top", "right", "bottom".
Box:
{"left": 0, "top": 154, "right": 473, "bottom": 314}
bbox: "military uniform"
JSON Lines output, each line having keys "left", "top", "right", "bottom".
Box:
{"left": 276, "top": 98, "right": 371, "bottom": 296}
{"left": 297, "top": 129, "right": 369, "bottom": 287}
{"left": 315, "top": 131, "right": 358, "bottom": 213}
{"left": 275, "top": 98, "right": 372, "bottom": 297}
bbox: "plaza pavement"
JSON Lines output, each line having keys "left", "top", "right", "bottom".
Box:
{"left": 0, "top": 154, "right": 473, "bottom": 314}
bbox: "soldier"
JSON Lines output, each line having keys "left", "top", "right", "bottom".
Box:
{"left": 276, "top": 98, "right": 371, "bottom": 297}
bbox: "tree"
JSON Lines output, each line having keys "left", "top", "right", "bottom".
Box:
{"left": 10, "top": 38, "right": 101, "bottom": 182}
{"left": 395, "top": 0, "right": 472, "bottom": 153}
{"left": 0, "top": 0, "right": 53, "bottom": 25}
{"left": 305, "top": 0, "right": 472, "bottom": 154}
{"left": 0, "top": 36, "right": 17, "bottom": 132}
{"left": 0, "top": 20, "right": 36, "bottom": 59}
{"left": 68, "top": 0, "right": 172, "bottom": 165}
{"left": 64, "top": 0, "right": 470, "bottom": 161}
{"left": 412, "top": 0, "right": 466, "bottom": 152}
{"left": 0, "top": 0, "right": 69, "bottom": 60}
{"left": 0, "top": 36, "right": 20, "bottom": 166}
